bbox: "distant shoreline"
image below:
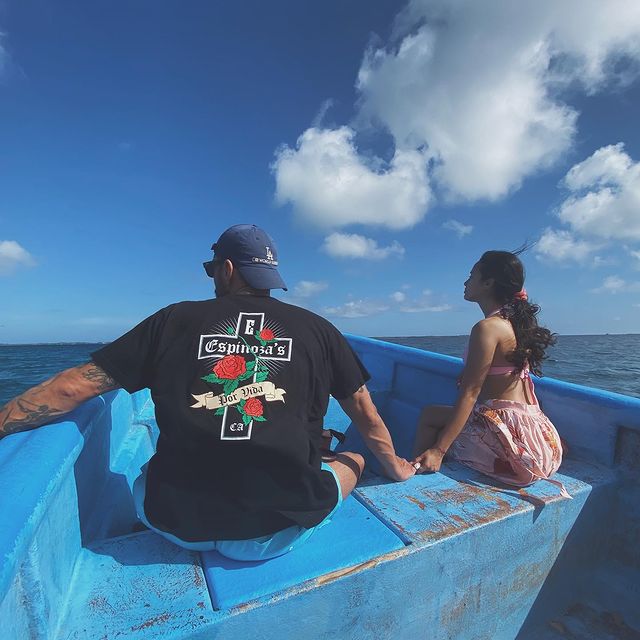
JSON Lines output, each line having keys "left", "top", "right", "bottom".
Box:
{"left": 0, "top": 342, "right": 108, "bottom": 347}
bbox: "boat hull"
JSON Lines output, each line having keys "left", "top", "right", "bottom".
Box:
{"left": 0, "top": 335, "right": 638, "bottom": 639}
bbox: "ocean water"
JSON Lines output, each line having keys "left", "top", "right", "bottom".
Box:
{"left": 380, "top": 334, "right": 640, "bottom": 399}
{"left": 0, "top": 344, "right": 103, "bottom": 407}
{"left": 0, "top": 335, "right": 639, "bottom": 406}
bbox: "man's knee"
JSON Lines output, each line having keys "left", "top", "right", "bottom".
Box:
{"left": 328, "top": 451, "right": 365, "bottom": 499}
{"left": 336, "top": 451, "right": 365, "bottom": 478}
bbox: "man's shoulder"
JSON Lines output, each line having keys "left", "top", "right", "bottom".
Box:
{"left": 167, "top": 299, "right": 217, "bottom": 314}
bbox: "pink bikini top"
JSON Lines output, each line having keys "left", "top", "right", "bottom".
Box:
{"left": 461, "top": 308, "right": 538, "bottom": 404}
{"left": 463, "top": 346, "right": 530, "bottom": 377}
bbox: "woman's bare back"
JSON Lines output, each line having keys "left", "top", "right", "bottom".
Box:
{"left": 475, "top": 315, "right": 532, "bottom": 404}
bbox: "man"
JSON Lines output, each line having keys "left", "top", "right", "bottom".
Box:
{"left": 0, "top": 224, "right": 414, "bottom": 561}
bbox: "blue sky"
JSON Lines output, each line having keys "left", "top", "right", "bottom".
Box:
{"left": 1, "top": 1, "right": 640, "bottom": 343}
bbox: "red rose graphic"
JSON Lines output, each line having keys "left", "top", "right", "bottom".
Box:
{"left": 259, "top": 328, "right": 275, "bottom": 341}
{"left": 213, "top": 355, "right": 246, "bottom": 379}
{"left": 244, "top": 398, "right": 264, "bottom": 417}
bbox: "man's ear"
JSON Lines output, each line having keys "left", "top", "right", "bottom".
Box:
{"left": 222, "top": 259, "right": 234, "bottom": 281}
{"left": 482, "top": 277, "right": 495, "bottom": 290}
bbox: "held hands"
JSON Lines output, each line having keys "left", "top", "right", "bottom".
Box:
{"left": 383, "top": 455, "right": 417, "bottom": 482}
{"left": 411, "top": 448, "right": 445, "bottom": 474}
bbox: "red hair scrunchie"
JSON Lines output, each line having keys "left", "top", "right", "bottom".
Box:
{"left": 513, "top": 288, "right": 528, "bottom": 301}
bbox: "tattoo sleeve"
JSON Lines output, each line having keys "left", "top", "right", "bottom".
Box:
{"left": 0, "top": 381, "right": 67, "bottom": 439}
{"left": 79, "top": 363, "right": 118, "bottom": 392}
{"left": 0, "top": 362, "right": 120, "bottom": 440}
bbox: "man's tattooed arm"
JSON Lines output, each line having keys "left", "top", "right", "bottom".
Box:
{"left": 78, "top": 363, "right": 119, "bottom": 392}
{"left": 0, "top": 362, "right": 120, "bottom": 439}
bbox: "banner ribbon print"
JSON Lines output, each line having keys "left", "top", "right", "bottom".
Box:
{"left": 191, "top": 381, "right": 286, "bottom": 410}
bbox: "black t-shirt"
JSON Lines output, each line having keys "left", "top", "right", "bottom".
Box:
{"left": 91, "top": 294, "right": 369, "bottom": 541}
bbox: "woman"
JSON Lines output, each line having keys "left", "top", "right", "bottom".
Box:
{"left": 412, "top": 250, "right": 569, "bottom": 497}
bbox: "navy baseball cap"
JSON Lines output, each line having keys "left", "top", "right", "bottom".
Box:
{"left": 211, "top": 224, "right": 288, "bottom": 291}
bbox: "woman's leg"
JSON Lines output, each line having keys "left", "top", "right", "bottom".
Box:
{"left": 413, "top": 405, "right": 454, "bottom": 457}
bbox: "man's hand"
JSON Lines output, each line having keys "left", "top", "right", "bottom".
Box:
{"left": 412, "top": 448, "right": 445, "bottom": 474}
{"left": 0, "top": 362, "right": 120, "bottom": 439}
{"left": 383, "top": 455, "right": 417, "bottom": 481}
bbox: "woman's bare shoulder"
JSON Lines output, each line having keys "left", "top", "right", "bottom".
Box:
{"left": 473, "top": 315, "right": 514, "bottom": 341}
{"left": 469, "top": 317, "right": 504, "bottom": 346}
{"left": 483, "top": 316, "right": 517, "bottom": 354}
{"left": 473, "top": 315, "right": 506, "bottom": 331}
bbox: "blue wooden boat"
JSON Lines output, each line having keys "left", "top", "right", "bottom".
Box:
{"left": 1, "top": 335, "right": 639, "bottom": 639}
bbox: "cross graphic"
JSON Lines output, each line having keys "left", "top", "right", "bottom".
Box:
{"left": 197, "top": 312, "right": 292, "bottom": 440}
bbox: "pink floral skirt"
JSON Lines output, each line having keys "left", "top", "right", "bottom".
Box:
{"left": 448, "top": 399, "right": 570, "bottom": 498}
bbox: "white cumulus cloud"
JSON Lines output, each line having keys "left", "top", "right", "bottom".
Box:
{"left": 0, "top": 240, "right": 36, "bottom": 276}
{"left": 323, "top": 299, "right": 390, "bottom": 318}
{"left": 557, "top": 143, "right": 640, "bottom": 241}
{"left": 382, "top": 288, "right": 452, "bottom": 313}
{"left": 321, "top": 232, "right": 405, "bottom": 260}
{"left": 400, "top": 302, "right": 452, "bottom": 314}
{"left": 358, "top": 1, "right": 640, "bottom": 202}
{"left": 535, "top": 228, "right": 597, "bottom": 263}
{"left": 592, "top": 255, "right": 616, "bottom": 268}
{"left": 590, "top": 275, "right": 640, "bottom": 294}
{"left": 274, "top": 1, "right": 640, "bottom": 225}
{"left": 273, "top": 127, "right": 431, "bottom": 230}
{"left": 442, "top": 220, "right": 473, "bottom": 238}
{"left": 292, "top": 280, "right": 328, "bottom": 298}
{"left": 398, "top": 289, "right": 452, "bottom": 313}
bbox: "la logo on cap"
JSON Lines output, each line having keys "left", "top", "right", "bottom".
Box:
{"left": 266, "top": 247, "right": 274, "bottom": 261}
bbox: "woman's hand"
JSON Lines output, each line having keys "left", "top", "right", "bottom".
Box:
{"left": 412, "top": 448, "right": 445, "bottom": 474}
{"left": 382, "top": 456, "right": 417, "bottom": 481}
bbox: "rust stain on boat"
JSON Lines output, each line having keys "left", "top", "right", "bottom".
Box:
{"left": 87, "top": 595, "right": 118, "bottom": 616}
{"left": 316, "top": 558, "right": 381, "bottom": 585}
{"left": 419, "top": 486, "right": 516, "bottom": 542}
{"left": 510, "top": 560, "right": 550, "bottom": 594}
{"left": 406, "top": 495, "right": 426, "bottom": 510}
{"left": 88, "top": 596, "right": 109, "bottom": 612}
{"left": 230, "top": 601, "right": 260, "bottom": 615}
{"left": 316, "top": 548, "right": 407, "bottom": 587}
{"left": 130, "top": 612, "right": 172, "bottom": 631}
{"left": 192, "top": 563, "right": 204, "bottom": 588}
{"left": 444, "top": 583, "right": 481, "bottom": 624}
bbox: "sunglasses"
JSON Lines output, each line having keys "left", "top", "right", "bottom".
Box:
{"left": 203, "top": 258, "right": 224, "bottom": 278}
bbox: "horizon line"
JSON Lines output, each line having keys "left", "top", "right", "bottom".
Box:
{"left": 1, "top": 332, "right": 639, "bottom": 346}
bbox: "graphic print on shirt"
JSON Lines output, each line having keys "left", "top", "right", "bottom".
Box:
{"left": 191, "top": 312, "right": 290, "bottom": 440}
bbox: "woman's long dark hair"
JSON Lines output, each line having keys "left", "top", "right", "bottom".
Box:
{"left": 477, "top": 250, "right": 556, "bottom": 376}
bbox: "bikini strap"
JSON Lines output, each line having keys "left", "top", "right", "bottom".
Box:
{"left": 521, "top": 367, "right": 540, "bottom": 406}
